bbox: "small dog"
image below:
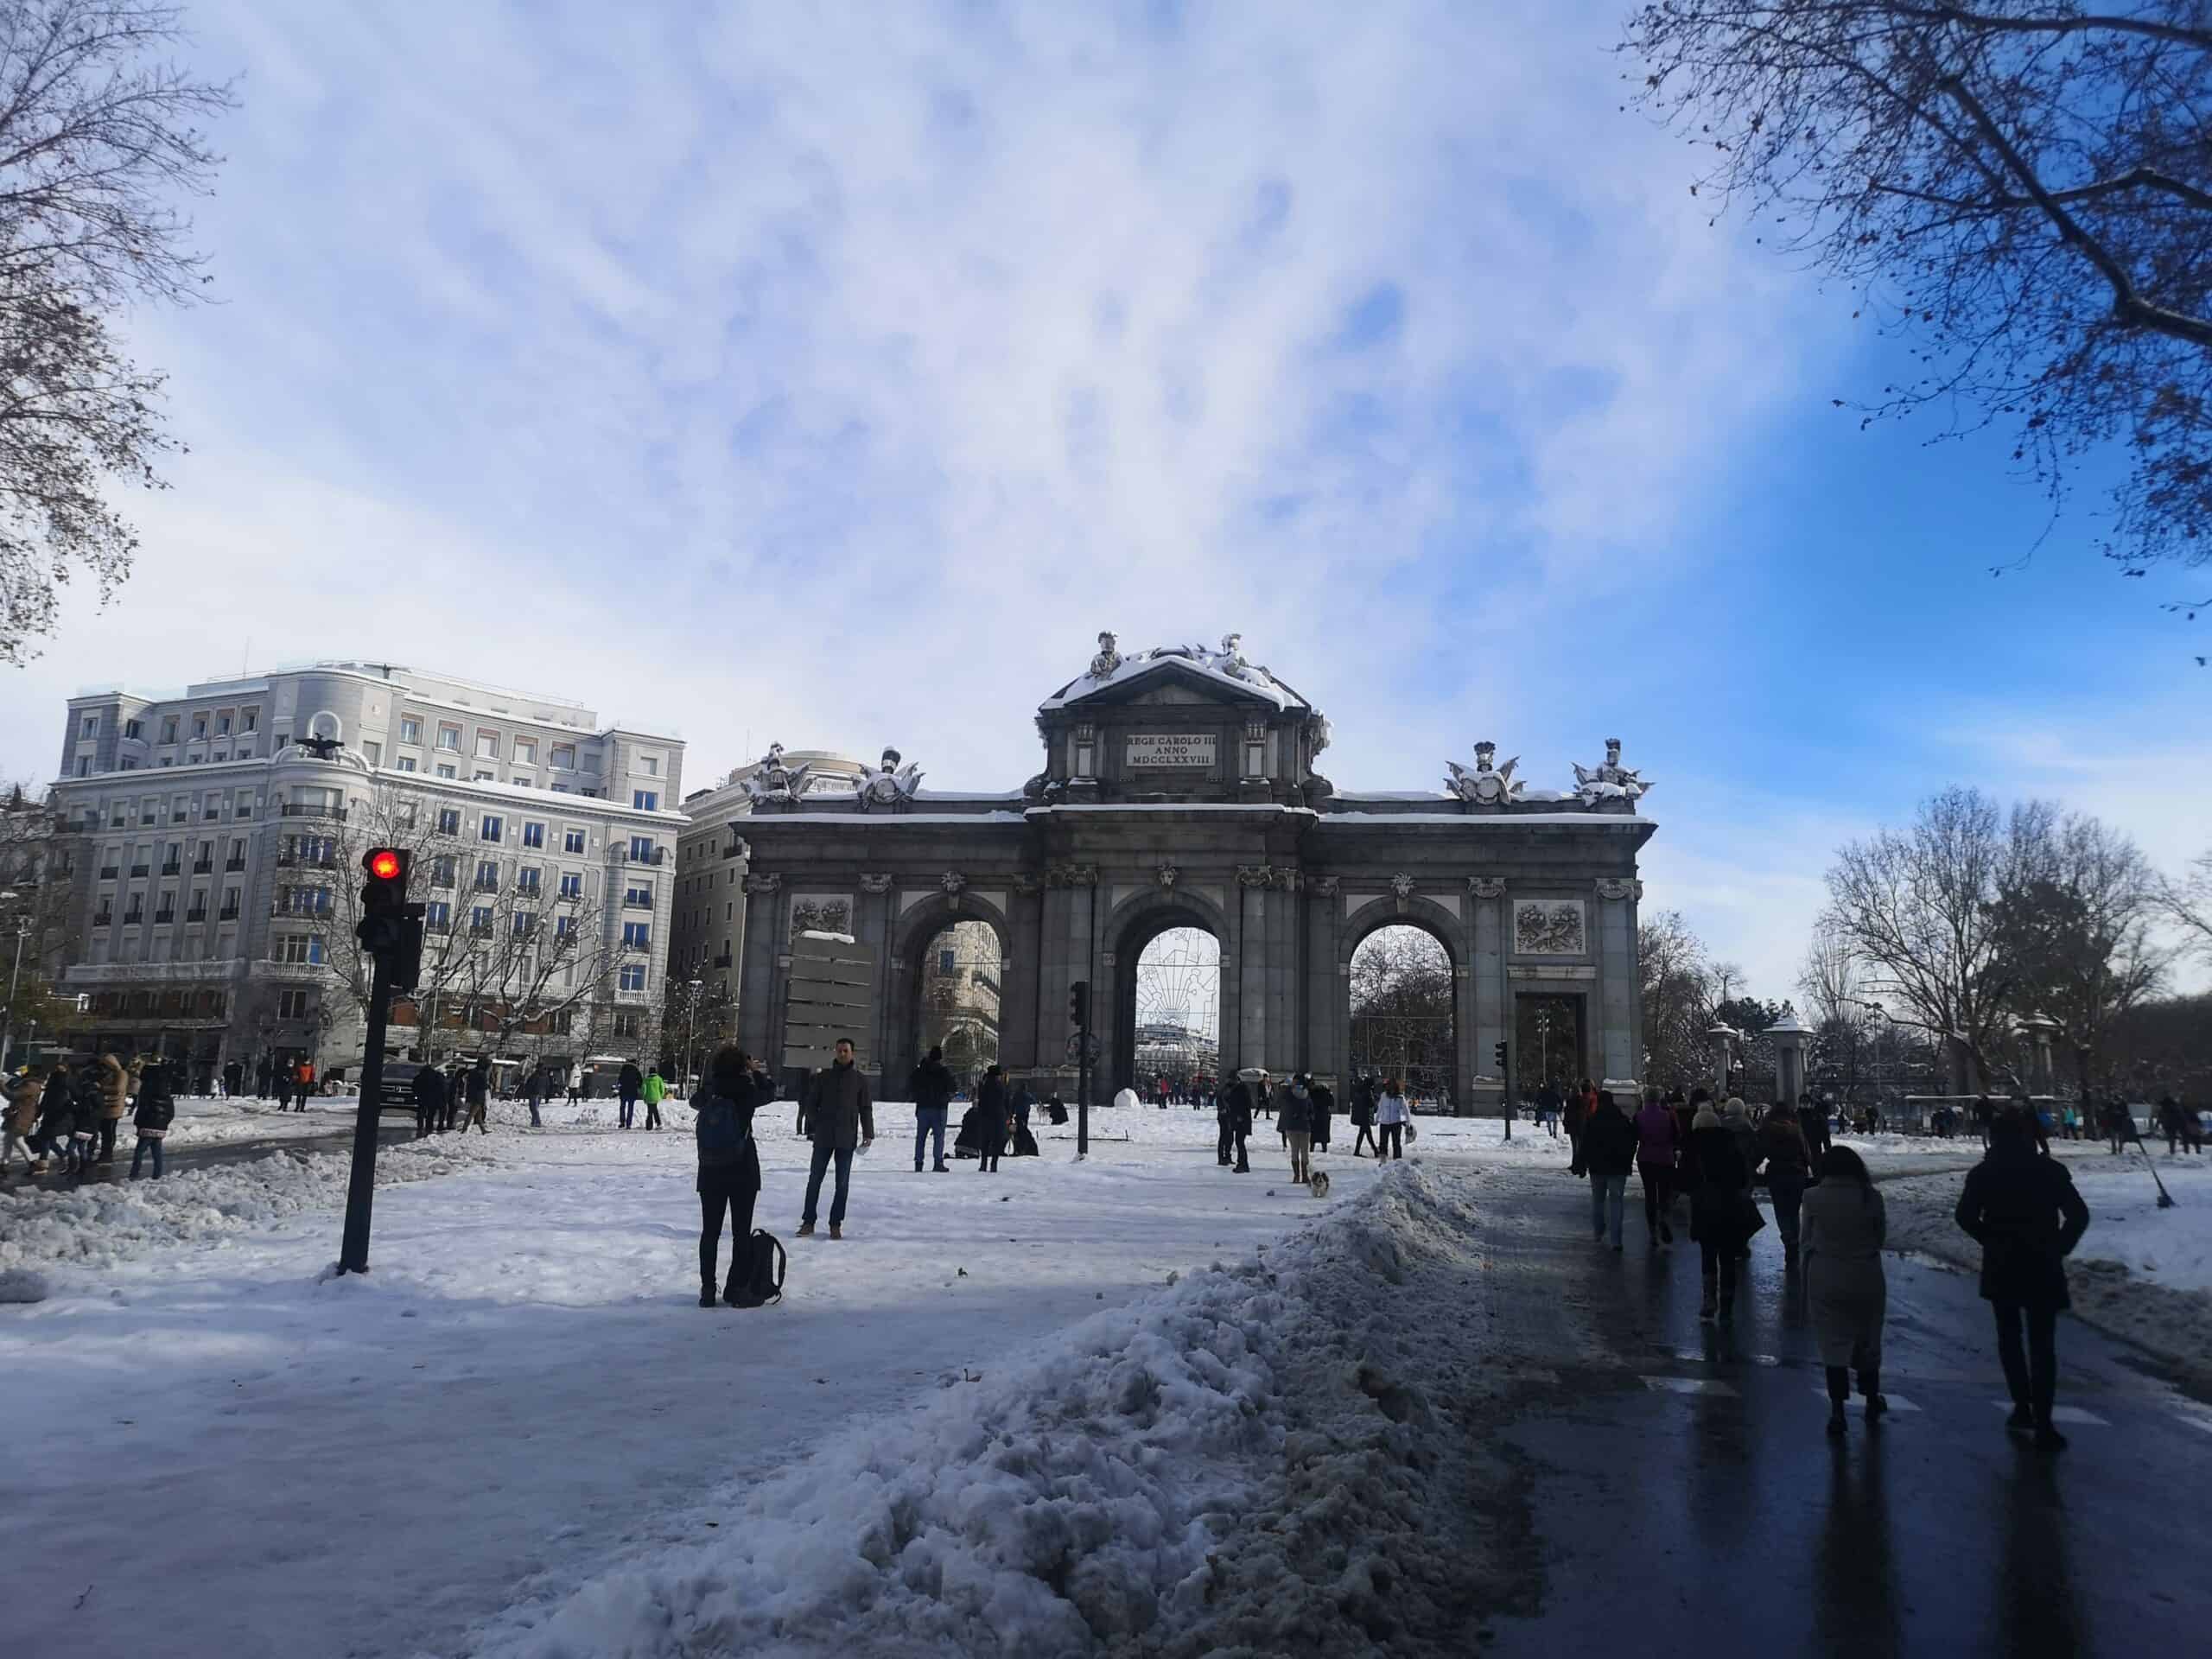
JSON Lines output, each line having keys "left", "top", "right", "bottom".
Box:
{"left": 1307, "top": 1169, "right": 1332, "bottom": 1199}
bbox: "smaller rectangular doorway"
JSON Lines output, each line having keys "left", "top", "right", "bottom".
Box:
{"left": 1514, "top": 993, "right": 1587, "bottom": 1094}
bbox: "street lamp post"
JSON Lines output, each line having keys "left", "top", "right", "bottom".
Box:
{"left": 0, "top": 899, "right": 29, "bottom": 1074}
{"left": 684, "top": 977, "right": 702, "bottom": 1092}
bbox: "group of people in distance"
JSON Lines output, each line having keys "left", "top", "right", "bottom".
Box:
{"left": 3, "top": 1052, "right": 177, "bottom": 1181}
{"left": 1573, "top": 1084, "right": 2091, "bottom": 1450}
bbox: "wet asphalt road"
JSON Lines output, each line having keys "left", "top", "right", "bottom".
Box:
{"left": 3, "top": 1109, "right": 419, "bottom": 1192}
{"left": 1471, "top": 1164, "right": 2212, "bottom": 1658}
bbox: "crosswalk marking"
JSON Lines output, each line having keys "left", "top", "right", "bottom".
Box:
{"left": 1644, "top": 1376, "right": 1737, "bottom": 1395}
{"left": 1990, "top": 1400, "right": 2108, "bottom": 1427}
{"left": 1809, "top": 1389, "right": 1923, "bottom": 1413}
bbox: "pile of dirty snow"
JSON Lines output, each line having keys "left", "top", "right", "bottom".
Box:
{"left": 467, "top": 1162, "right": 1522, "bottom": 1659}
{"left": 0, "top": 1136, "right": 498, "bottom": 1277}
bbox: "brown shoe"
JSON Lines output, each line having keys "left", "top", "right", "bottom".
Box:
{"left": 830, "top": 1222, "right": 843, "bottom": 1240}
{"left": 795, "top": 1221, "right": 815, "bottom": 1237}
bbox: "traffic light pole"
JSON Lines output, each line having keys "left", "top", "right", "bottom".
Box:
{"left": 338, "top": 954, "right": 392, "bottom": 1274}
{"left": 1077, "top": 1011, "right": 1090, "bottom": 1162}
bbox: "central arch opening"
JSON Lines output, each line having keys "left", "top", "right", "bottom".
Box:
{"left": 914, "top": 918, "right": 1001, "bottom": 1080}
{"left": 1116, "top": 919, "right": 1221, "bottom": 1102}
{"left": 1349, "top": 924, "right": 1455, "bottom": 1110}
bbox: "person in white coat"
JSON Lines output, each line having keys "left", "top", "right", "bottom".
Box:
{"left": 1376, "top": 1078, "right": 1410, "bottom": 1161}
{"left": 1801, "top": 1144, "right": 1889, "bottom": 1436}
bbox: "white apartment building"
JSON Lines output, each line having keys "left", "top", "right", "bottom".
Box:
{"left": 45, "top": 662, "right": 683, "bottom": 1087}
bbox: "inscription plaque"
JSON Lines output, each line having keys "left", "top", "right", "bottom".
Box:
{"left": 1126, "top": 733, "right": 1217, "bottom": 769}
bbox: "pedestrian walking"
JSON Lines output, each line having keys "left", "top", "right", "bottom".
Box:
{"left": 441, "top": 1062, "right": 463, "bottom": 1131}
{"left": 3, "top": 1066, "right": 42, "bottom": 1179}
{"left": 1801, "top": 1146, "right": 1888, "bottom": 1436}
{"left": 295, "top": 1059, "right": 315, "bottom": 1109}
{"left": 222, "top": 1059, "right": 243, "bottom": 1100}
{"left": 1973, "top": 1093, "right": 1996, "bottom": 1151}
{"left": 1721, "top": 1095, "right": 1758, "bottom": 1181}
{"left": 411, "top": 1063, "right": 445, "bottom": 1138}
{"left": 797, "top": 1038, "right": 874, "bottom": 1237}
{"left": 1219, "top": 1071, "right": 1259, "bottom": 1172}
{"left": 1310, "top": 1075, "right": 1334, "bottom": 1153}
{"left": 1277, "top": 1074, "right": 1315, "bottom": 1184}
{"left": 1376, "top": 1077, "right": 1409, "bottom": 1161}
{"left": 2157, "top": 1095, "right": 2202, "bottom": 1156}
{"left": 94, "top": 1051, "right": 130, "bottom": 1165}
{"left": 524, "top": 1068, "right": 544, "bottom": 1128}
{"left": 464, "top": 1058, "right": 491, "bottom": 1134}
{"left": 1955, "top": 1109, "right": 2092, "bottom": 1450}
{"left": 28, "top": 1061, "right": 73, "bottom": 1174}
{"left": 618, "top": 1060, "right": 643, "bottom": 1130}
{"left": 254, "top": 1055, "right": 272, "bottom": 1099}
{"left": 1757, "top": 1100, "right": 1815, "bottom": 1268}
{"left": 66, "top": 1062, "right": 102, "bottom": 1178}
{"left": 1582, "top": 1090, "right": 1637, "bottom": 1250}
{"left": 976, "top": 1064, "right": 1010, "bottom": 1173}
{"left": 274, "top": 1064, "right": 296, "bottom": 1112}
{"left": 129, "top": 1058, "right": 175, "bottom": 1179}
{"left": 643, "top": 1065, "right": 667, "bottom": 1130}
{"left": 1562, "top": 1082, "right": 1589, "bottom": 1174}
{"left": 1801, "top": 1094, "right": 1833, "bottom": 1167}
{"left": 1688, "top": 1103, "right": 1757, "bottom": 1321}
{"left": 694, "top": 1046, "right": 773, "bottom": 1306}
{"left": 909, "top": 1046, "right": 955, "bottom": 1172}
{"left": 1349, "top": 1075, "right": 1377, "bottom": 1158}
{"left": 1634, "top": 1087, "right": 1680, "bottom": 1246}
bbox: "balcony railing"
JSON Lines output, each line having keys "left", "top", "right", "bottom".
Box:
{"left": 152, "top": 909, "right": 175, "bottom": 925}
{"left": 122, "top": 910, "right": 143, "bottom": 925}
{"left": 270, "top": 899, "right": 334, "bottom": 919}
{"left": 615, "top": 846, "right": 665, "bottom": 865}
{"left": 429, "top": 872, "right": 454, "bottom": 889}
{"left": 276, "top": 852, "right": 336, "bottom": 869}
{"left": 473, "top": 876, "right": 500, "bottom": 893}
{"left": 203, "top": 807, "right": 221, "bottom": 821}
{"left": 623, "top": 894, "right": 652, "bottom": 909}
{"left": 281, "top": 804, "right": 346, "bottom": 821}
{"left": 192, "top": 859, "right": 213, "bottom": 874}
{"left": 92, "top": 912, "right": 112, "bottom": 928}
{"left": 159, "top": 861, "right": 181, "bottom": 877}
{"left": 468, "top": 922, "right": 493, "bottom": 938}
{"left": 224, "top": 856, "right": 245, "bottom": 872}
{"left": 129, "top": 863, "right": 149, "bottom": 878}
{"left": 218, "top": 906, "right": 239, "bottom": 921}
{"left": 99, "top": 866, "right": 119, "bottom": 880}
{"left": 186, "top": 907, "right": 207, "bottom": 923}
{"left": 423, "top": 918, "right": 452, "bottom": 935}
{"left": 235, "top": 805, "right": 252, "bottom": 818}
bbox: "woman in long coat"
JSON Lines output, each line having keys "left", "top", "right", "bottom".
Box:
{"left": 1688, "top": 1104, "right": 1754, "bottom": 1320}
{"left": 1801, "top": 1146, "right": 1887, "bottom": 1435}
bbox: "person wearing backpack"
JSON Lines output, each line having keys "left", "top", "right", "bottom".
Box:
{"left": 130, "top": 1058, "right": 176, "bottom": 1179}
{"left": 642, "top": 1065, "right": 668, "bottom": 1131}
{"left": 694, "top": 1046, "right": 774, "bottom": 1306}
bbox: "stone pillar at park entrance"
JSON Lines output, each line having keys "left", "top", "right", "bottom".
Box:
{"left": 1768, "top": 1007, "right": 1808, "bottom": 1108}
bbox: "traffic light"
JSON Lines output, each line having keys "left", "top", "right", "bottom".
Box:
{"left": 1068, "top": 980, "right": 1090, "bottom": 1030}
{"left": 358, "top": 848, "right": 423, "bottom": 990}
{"left": 1493, "top": 1039, "right": 1510, "bottom": 1072}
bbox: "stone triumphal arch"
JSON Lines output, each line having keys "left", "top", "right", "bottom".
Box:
{"left": 729, "top": 634, "right": 1656, "bottom": 1110}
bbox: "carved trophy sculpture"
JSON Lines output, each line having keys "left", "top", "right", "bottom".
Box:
{"left": 855, "top": 746, "right": 925, "bottom": 810}
{"left": 1089, "top": 631, "right": 1123, "bottom": 680}
{"left": 741, "top": 741, "right": 814, "bottom": 806}
{"left": 1572, "top": 738, "right": 1654, "bottom": 809}
{"left": 1446, "top": 740, "right": 1523, "bottom": 807}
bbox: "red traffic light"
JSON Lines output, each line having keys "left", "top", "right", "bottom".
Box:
{"left": 365, "top": 849, "right": 404, "bottom": 881}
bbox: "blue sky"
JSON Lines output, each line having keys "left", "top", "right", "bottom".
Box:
{"left": 2, "top": 0, "right": 2203, "bottom": 999}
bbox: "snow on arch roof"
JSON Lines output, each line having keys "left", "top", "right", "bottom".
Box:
{"left": 1039, "top": 637, "right": 1311, "bottom": 713}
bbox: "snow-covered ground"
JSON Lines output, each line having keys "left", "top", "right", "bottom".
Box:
{"left": 0, "top": 1101, "right": 1496, "bottom": 1659}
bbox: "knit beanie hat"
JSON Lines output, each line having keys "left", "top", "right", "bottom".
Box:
{"left": 1693, "top": 1105, "right": 1720, "bottom": 1130}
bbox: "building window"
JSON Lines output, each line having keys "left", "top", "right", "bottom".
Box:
{"left": 516, "top": 868, "right": 541, "bottom": 895}
{"left": 277, "top": 989, "right": 313, "bottom": 1020}
{"left": 400, "top": 716, "right": 422, "bottom": 745}
{"left": 470, "top": 906, "right": 493, "bottom": 934}
{"left": 625, "top": 884, "right": 652, "bottom": 907}
{"left": 475, "top": 859, "right": 500, "bottom": 892}
{"left": 555, "top": 914, "right": 575, "bottom": 939}
{"left": 475, "top": 731, "right": 499, "bottom": 759}
{"left": 159, "top": 715, "right": 178, "bottom": 743}
{"left": 217, "top": 713, "right": 232, "bottom": 736}
{"left": 364, "top": 741, "right": 382, "bottom": 766}
{"left": 628, "top": 836, "right": 655, "bottom": 862}
{"left": 512, "top": 911, "right": 537, "bottom": 937}
{"left": 241, "top": 709, "right": 257, "bottom": 733}
{"left": 397, "top": 756, "right": 416, "bottom": 772}
{"left": 633, "top": 790, "right": 658, "bottom": 810}
{"left": 513, "top": 737, "right": 537, "bottom": 765}
{"left": 521, "top": 821, "right": 544, "bottom": 849}
{"left": 76, "top": 757, "right": 90, "bottom": 777}
{"left": 435, "top": 764, "right": 456, "bottom": 779}
{"left": 938, "top": 947, "right": 957, "bottom": 975}
{"left": 622, "top": 921, "right": 651, "bottom": 950}
{"left": 80, "top": 714, "right": 99, "bottom": 738}
{"left": 437, "top": 808, "right": 461, "bottom": 835}
{"left": 436, "top": 724, "right": 461, "bottom": 752}
{"left": 558, "top": 872, "right": 582, "bottom": 899}
{"left": 563, "top": 829, "right": 585, "bottom": 854}
{"left": 425, "top": 899, "right": 451, "bottom": 930}
{"left": 474, "top": 770, "right": 493, "bottom": 783}
{"left": 550, "top": 743, "right": 576, "bottom": 769}
{"left": 640, "top": 755, "right": 659, "bottom": 777}
{"left": 619, "top": 963, "right": 647, "bottom": 992}
{"left": 480, "top": 815, "right": 502, "bottom": 842}
{"left": 124, "top": 717, "right": 143, "bottom": 739}
{"left": 429, "top": 855, "right": 456, "bottom": 887}
{"left": 191, "top": 714, "right": 207, "bottom": 740}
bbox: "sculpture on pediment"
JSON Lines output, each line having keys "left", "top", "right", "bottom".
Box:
{"left": 1090, "top": 631, "right": 1123, "bottom": 680}
{"left": 855, "top": 747, "right": 925, "bottom": 810}
{"left": 1572, "top": 738, "right": 1654, "bottom": 809}
{"left": 1446, "top": 741, "right": 1523, "bottom": 808}
{"left": 742, "top": 742, "right": 814, "bottom": 806}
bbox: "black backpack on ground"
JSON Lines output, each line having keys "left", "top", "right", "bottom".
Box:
{"left": 725, "top": 1229, "right": 785, "bottom": 1308}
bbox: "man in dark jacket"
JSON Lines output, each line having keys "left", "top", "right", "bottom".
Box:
{"left": 130, "top": 1059, "right": 176, "bottom": 1179}
{"left": 908, "top": 1046, "right": 956, "bottom": 1173}
{"left": 222, "top": 1059, "right": 244, "bottom": 1099}
{"left": 1801, "top": 1095, "right": 1833, "bottom": 1166}
{"left": 618, "top": 1060, "right": 644, "bottom": 1130}
{"left": 1562, "top": 1084, "right": 1590, "bottom": 1175}
{"left": 1219, "top": 1071, "right": 1258, "bottom": 1173}
{"left": 1309, "top": 1077, "right": 1335, "bottom": 1153}
{"left": 411, "top": 1064, "right": 446, "bottom": 1137}
{"left": 1955, "top": 1110, "right": 2092, "bottom": 1449}
{"left": 798, "top": 1038, "right": 874, "bottom": 1238}
{"left": 695, "top": 1046, "right": 774, "bottom": 1306}
{"left": 465, "top": 1058, "right": 491, "bottom": 1134}
{"left": 1582, "top": 1090, "right": 1640, "bottom": 1249}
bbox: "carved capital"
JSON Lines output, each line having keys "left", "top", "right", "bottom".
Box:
{"left": 858, "top": 873, "right": 893, "bottom": 894}
{"left": 1595, "top": 877, "right": 1643, "bottom": 902}
{"left": 1012, "top": 872, "right": 1044, "bottom": 895}
{"left": 742, "top": 874, "right": 782, "bottom": 896}
{"left": 1046, "top": 861, "right": 1098, "bottom": 888}
{"left": 1469, "top": 876, "right": 1506, "bottom": 899}
{"left": 940, "top": 871, "right": 966, "bottom": 896}
{"left": 1236, "top": 863, "right": 1299, "bottom": 891}
{"left": 1312, "top": 875, "right": 1341, "bottom": 898}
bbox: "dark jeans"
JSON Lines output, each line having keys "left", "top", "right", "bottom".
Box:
{"left": 1700, "top": 1241, "right": 1739, "bottom": 1303}
{"left": 914, "top": 1106, "right": 947, "bottom": 1168}
{"left": 1566, "top": 1127, "right": 1582, "bottom": 1172}
{"left": 1217, "top": 1121, "right": 1234, "bottom": 1166}
{"left": 645, "top": 1101, "right": 662, "bottom": 1129}
{"left": 1639, "top": 1160, "right": 1673, "bottom": 1234}
{"left": 803, "top": 1142, "right": 855, "bottom": 1225}
{"left": 527, "top": 1097, "right": 542, "bottom": 1127}
{"left": 619, "top": 1090, "right": 637, "bottom": 1128}
{"left": 1379, "top": 1122, "right": 1404, "bottom": 1160}
{"left": 1768, "top": 1173, "right": 1806, "bottom": 1255}
{"left": 978, "top": 1131, "right": 1003, "bottom": 1173}
{"left": 1993, "top": 1300, "right": 2060, "bottom": 1423}
{"left": 1353, "top": 1124, "right": 1376, "bottom": 1155}
{"left": 130, "top": 1135, "right": 164, "bottom": 1178}
{"left": 98, "top": 1119, "right": 118, "bottom": 1160}
{"left": 701, "top": 1183, "right": 759, "bottom": 1294}
{"left": 440, "top": 1101, "right": 458, "bottom": 1132}
{"left": 1231, "top": 1128, "right": 1249, "bottom": 1172}
{"left": 1825, "top": 1362, "right": 1880, "bottom": 1403}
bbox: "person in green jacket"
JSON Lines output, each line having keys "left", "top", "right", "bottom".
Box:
{"left": 642, "top": 1067, "right": 668, "bottom": 1131}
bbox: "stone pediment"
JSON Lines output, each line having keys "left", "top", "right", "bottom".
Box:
{"left": 1051, "top": 653, "right": 1294, "bottom": 711}
{"left": 1133, "top": 684, "right": 1215, "bottom": 706}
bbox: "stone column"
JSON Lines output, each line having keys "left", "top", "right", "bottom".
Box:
{"left": 1310, "top": 877, "right": 1344, "bottom": 1085}
{"left": 1236, "top": 870, "right": 1268, "bottom": 1072}
{"left": 1768, "top": 1008, "right": 1809, "bottom": 1107}
{"left": 1001, "top": 874, "right": 1044, "bottom": 1076}
{"left": 1470, "top": 877, "right": 1507, "bottom": 1116}
{"left": 1594, "top": 879, "right": 1639, "bottom": 1085}
{"left": 735, "top": 873, "right": 782, "bottom": 1062}
{"left": 1707, "top": 1022, "right": 1738, "bottom": 1100}
{"left": 855, "top": 874, "right": 895, "bottom": 1093}
{"left": 2019, "top": 1015, "right": 2058, "bottom": 1098}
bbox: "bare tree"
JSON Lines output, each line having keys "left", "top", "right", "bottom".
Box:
{"left": 1797, "top": 922, "right": 1866, "bottom": 1029}
{"left": 1639, "top": 908, "right": 1719, "bottom": 1090}
{"left": 0, "top": 1, "right": 235, "bottom": 661}
{"left": 1988, "top": 809, "right": 2171, "bottom": 1095}
{"left": 1619, "top": 3, "right": 2212, "bottom": 604}
{"left": 1822, "top": 785, "right": 2037, "bottom": 1086}
{"left": 2163, "top": 846, "right": 2212, "bottom": 960}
